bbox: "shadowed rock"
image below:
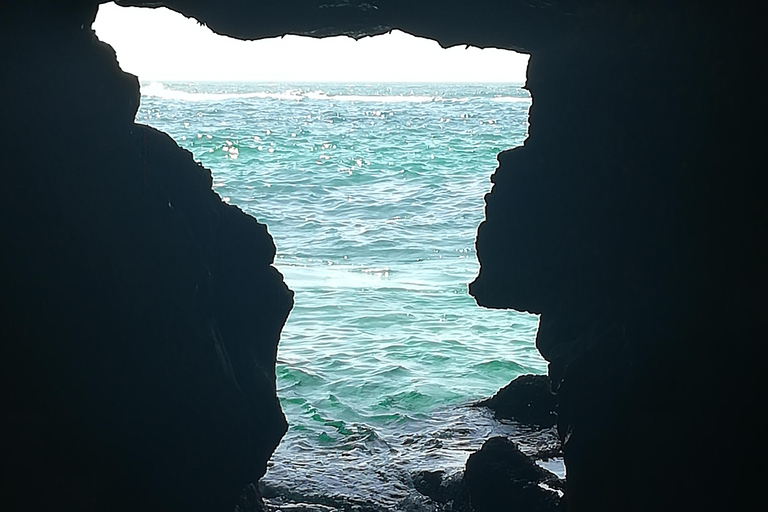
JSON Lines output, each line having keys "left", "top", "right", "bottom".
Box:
{"left": 1, "top": 4, "right": 292, "bottom": 511}
{"left": 469, "top": 8, "right": 768, "bottom": 512}
{"left": 413, "top": 470, "right": 472, "bottom": 512}
{"left": 464, "top": 437, "right": 561, "bottom": 512}
{"left": 476, "top": 374, "right": 557, "bottom": 427}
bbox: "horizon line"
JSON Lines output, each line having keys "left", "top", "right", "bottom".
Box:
{"left": 139, "top": 79, "right": 528, "bottom": 84}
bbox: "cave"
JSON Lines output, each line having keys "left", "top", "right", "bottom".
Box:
{"left": 92, "top": 7, "right": 549, "bottom": 507}
{"left": 1, "top": 1, "right": 766, "bottom": 512}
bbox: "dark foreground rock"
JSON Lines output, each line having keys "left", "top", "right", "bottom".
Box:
{"left": 464, "top": 437, "right": 562, "bottom": 512}
{"left": 236, "top": 484, "right": 269, "bottom": 512}
{"left": 413, "top": 470, "right": 472, "bottom": 512}
{"left": 476, "top": 375, "right": 557, "bottom": 427}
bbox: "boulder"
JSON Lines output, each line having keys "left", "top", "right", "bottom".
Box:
{"left": 464, "top": 437, "right": 561, "bottom": 512}
{"left": 476, "top": 374, "right": 557, "bottom": 427}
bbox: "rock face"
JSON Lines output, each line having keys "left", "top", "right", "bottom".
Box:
{"left": 412, "top": 470, "right": 472, "bottom": 512}
{"left": 0, "top": 3, "right": 292, "bottom": 511}
{"left": 2, "top": 1, "right": 767, "bottom": 512}
{"left": 476, "top": 374, "right": 557, "bottom": 427}
{"left": 464, "top": 437, "right": 561, "bottom": 512}
{"left": 469, "top": 6, "right": 768, "bottom": 511}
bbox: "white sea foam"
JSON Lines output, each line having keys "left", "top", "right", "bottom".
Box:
{"left": 326, "top": 93, "right": 436, "bottom": 103}
{"left": 490, "top": 96, "right": 532, "bottom": 103}
{"left": 141, "top": 82, "right": 438, "bottom": 103}
{"left": 140, "top": 82, "right": 304, "bottom": 101}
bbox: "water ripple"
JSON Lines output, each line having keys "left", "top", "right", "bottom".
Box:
{"left": 139, "top": 81, "right": 542, "bottom": 510}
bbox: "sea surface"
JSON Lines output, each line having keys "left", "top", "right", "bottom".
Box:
{"left": 136, "top": 82, "right": 554, "bottom": 510}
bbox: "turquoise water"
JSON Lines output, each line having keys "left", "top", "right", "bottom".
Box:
{"left": 137, "top": 82, "right": 547, "bottom": 509}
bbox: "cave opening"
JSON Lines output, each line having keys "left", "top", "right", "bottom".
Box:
{"left": 94, "top": 3, "right": 554, "bottom": 509}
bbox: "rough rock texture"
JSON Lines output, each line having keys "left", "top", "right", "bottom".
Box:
{"left": 476, "top": 374, "right": 557, "bottom": 427}
{"left": 412, "top": 470, "right": 472, "bottom": 512}
{"left": 464, "top": 437, "right": 561, "bottom": 512}
{"left": 470, "top": 6, "right": 768, "bottom": 511}
{"left": 2, "top": 1, "right": 767, "bottom": 511}
{"left": 0, "top": 3, "right": 292, "bottom": 511}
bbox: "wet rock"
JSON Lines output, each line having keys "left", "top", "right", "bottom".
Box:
{"left": 476, "top": 374, "right": 557, "bottom": 427}
{"left": 413, "top": 470, "right": 445, "bottom": 501}
{"left": 413, "top": 470, "right": 471, "bottom": 512}
{"left": 237, "top": 484, "right": 269, "bottom": 512}
{"left": 464, "top": 437, "right": 561, "bottom": 512}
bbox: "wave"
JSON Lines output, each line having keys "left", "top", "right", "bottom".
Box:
{"left": 140, "top": 83, "right": 530, "bottom": 104}
{"left": 141, "top": 82, "right": 438, "bottom": 103}
{"left": 490, "top": 96, "right": 531, "bottom": 103}
{"left": 140, "top": 82, "right": 304, "bottom": 101}
{"left": 310, "top": 91, "right": 436, "bottom": 103}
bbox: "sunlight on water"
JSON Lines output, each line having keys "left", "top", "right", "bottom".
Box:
{"left": 136, "top": 82, "right": 545, "bottom": 510}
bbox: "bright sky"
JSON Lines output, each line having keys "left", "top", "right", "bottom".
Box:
{"left": 93, "top": 3, "right": 529, "bottom": 83}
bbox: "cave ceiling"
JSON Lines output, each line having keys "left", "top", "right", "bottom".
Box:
{"left": 111, "top": 0, "right": 584, "bottom": 52}
{"left": 109, "top": 0, "right": 731, "bottom": 56}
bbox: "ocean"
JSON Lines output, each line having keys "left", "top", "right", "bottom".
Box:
{"left": 136, "top": 82, "right": 554, "bottom": 510}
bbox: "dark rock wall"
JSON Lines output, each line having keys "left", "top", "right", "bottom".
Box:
{"left": 471, "top": 6, "right": 768, "bottom": 511}
{"left": 2, "top": 1, "right": 766, "bottom": 511}
{"left": 1, "top": 3, "right": 292, "bottom": 511}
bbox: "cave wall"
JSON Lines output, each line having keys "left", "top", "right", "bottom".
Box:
{"left": 2, "top": 1, "right": 766, "bottom": 511}
{"left": 471, "top": 9, "right": 768, "bottom": 509}
{"left": 1, "top": 2, "right": 292, "bottom": 511}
